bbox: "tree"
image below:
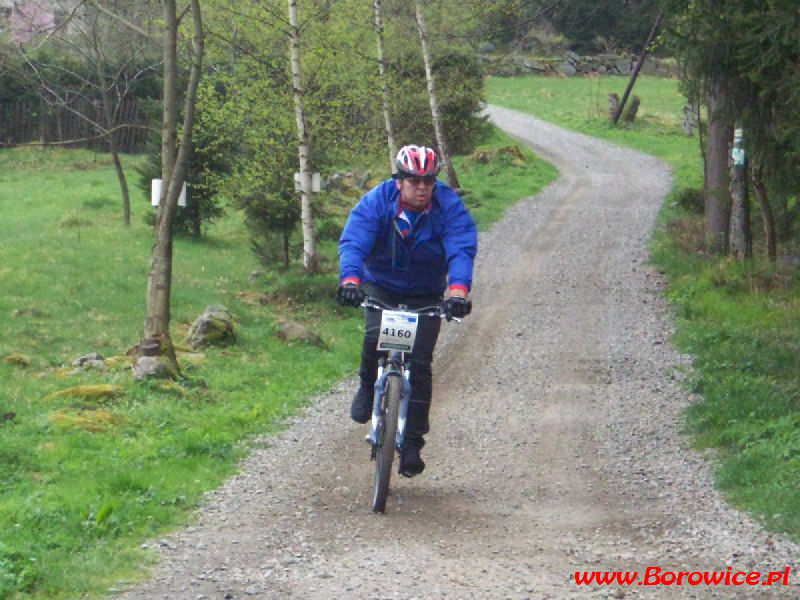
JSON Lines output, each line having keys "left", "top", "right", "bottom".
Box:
{"left": 13, "top": 1, "right": 160, "bottom": 226}
{"left": 137, "top": 0, "right": 204, "bottom": 377}
{"left": 182, "top": 0, "right": 487, "bottom": 273}
{"left": 380, "top": 0, "right": 489, "bottom": 158}
{"left": 664, "top": 0, "right": 800, "bottom": 257}
{"left": 663, "top": 0, "right": 737, "bottom": 254}
{"left": 730, "top": 1, "right": 800, "bottom": 250}
{"left": 287, "top": 0, "right": 317, "bottom": 272}
{"left": 611, "top": 8, "right": 663, "bottom": 125}
{"left": 752, "top": 167, "right": 776, "bottom": 262}
{"left": 704, "top": 76, "right": 733, "bottom": 254}
{"left": 414, "top": 0, "right": 459, "bottom": 190}
{"left": 373, "top": 0, "right": 397, "bottom": 173}
{"left": 729, "top": 126, "right": 751, "bottom": 259}
{"left": 549, "top": 0, "right": 663, "bottom": 53}
{"left": 198, "top": 0, "right": 385, "bottom": 271}
{"left": 135, "top": 79, "right": 230, "bottom": 237}
{"left": 209, "top": 68, "right": 303, "bottom": 269}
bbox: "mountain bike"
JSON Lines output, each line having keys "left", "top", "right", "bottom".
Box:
{"left": 360, "top": 297, "right": 459, "bottom": 513}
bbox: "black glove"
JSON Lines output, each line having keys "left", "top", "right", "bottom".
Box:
{"left": 444, "top": 296, "right": 471, "bottom": 319}
{"left": 336, "top": 283, "right": 365, "bottom": 307}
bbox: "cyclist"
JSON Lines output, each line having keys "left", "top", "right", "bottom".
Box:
{"left": 336, "top": 144, "right": 477, "bottom": 477}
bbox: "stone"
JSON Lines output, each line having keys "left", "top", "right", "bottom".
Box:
{"left": 133, "top": 355, "right": 179, "bottom": 381}
{"left": 185, "top": 305, "right": 236, "bottom": 350}
{"left": 3, "top": 352, "right": 32, "bottom": 368}
{"left": 72, "top": 352, "right": 104, "bottom": 367}
{"left": 275, "top": 320, "right": 326, "bottom": 348}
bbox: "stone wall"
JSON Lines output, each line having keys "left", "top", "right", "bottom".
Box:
{"left": 481, "top": 52, "right": 675, "bottom": 78}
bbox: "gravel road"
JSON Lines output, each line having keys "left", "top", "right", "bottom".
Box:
{"left": 117, "top": 105, "right": 799, "bottom": 599}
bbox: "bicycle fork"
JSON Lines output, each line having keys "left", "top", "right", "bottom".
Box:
{"left": 366, "top": 356, "right": 412, "bottom": 453}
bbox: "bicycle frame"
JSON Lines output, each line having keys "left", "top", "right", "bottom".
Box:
{"left": 366, "top": 349, "right": 412, "bottom": 454}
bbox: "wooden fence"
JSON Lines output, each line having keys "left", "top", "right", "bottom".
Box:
{"left": 0, "top": 97, "right": 152, "bottom": 153}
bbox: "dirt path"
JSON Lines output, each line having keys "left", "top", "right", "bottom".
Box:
{"left": 117, "top": 106, "right": 799, "bottom": 599}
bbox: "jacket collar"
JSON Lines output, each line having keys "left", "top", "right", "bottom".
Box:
{"left": 398, "top": 197, "right": 432, "bottom": 216}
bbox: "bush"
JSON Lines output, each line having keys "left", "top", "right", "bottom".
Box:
{"left": 135, "top": 127, "right": 227, "bottom": 237}
{"left": 388, "top": 49, "right": 489, "bottom": 156}
{"left": 316, "top": 218, "right": 343, "bottom": 242}
{"left": 676, "top": 187, "right": 704, "bottom": 214}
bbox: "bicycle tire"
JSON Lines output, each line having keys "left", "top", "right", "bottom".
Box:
{"left": 372, "top": 373, "right": 401, "bottom": 513}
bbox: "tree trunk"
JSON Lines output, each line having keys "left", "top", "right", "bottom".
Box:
{"left": 752, "top": 166, "right": 777, "bottom": 262}
{"left": 704, "top": 79, "right": 732, "bottom": 254}
{"left": 288, "top": 0, "right": 317, "bottom": 273}
{"left": 110, "top": 147, "right": 131, "bottom": 226}
{"left": 414, "top": 0, "right": 460, "bottom": 190}
{"left": 728, "top": 126, "right": 751, "bottom": 259}
{"left": 98, "top": 81, "right": 131, "bottom": 225}
{"left": 141, "top": 0, "right": 204, "bottom": 374}
{"left": 373, "top": 0, "right": 396, "bottom": 174}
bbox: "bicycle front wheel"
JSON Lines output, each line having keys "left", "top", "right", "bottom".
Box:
{"left": 372, "top": 374, "right": 401, "bottom": 513}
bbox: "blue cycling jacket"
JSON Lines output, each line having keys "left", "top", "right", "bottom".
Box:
{"left": 339, "top": 179, "right": 477, "bottom": 296}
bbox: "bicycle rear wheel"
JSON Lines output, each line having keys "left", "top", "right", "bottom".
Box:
{"left": 372, "top": 373, "right": 401, "bottom": 513}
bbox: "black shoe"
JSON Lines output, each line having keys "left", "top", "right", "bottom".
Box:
{"left": 399, "top": 445, "right": 425, "bottom": 478}
{"left": 350, "top": 386, "right": 373, "bottom": 424}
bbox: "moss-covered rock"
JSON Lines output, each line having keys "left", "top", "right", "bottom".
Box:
{"left": 3, "top": 352, "right": 32, "bottom": 368}
{"left": 103, "top": 355, "right": 132, "bottom": 370}
{"left": 185, "top": 305, "right": 236, "bottom": 350}
{"left": 275, "top": 320, "right": 327, "bottom": 348}
{"left": 156, "top": 381, "right": 187, "bottom": 396}
{"left": 48, "top": 408, "right": 123, "bottom": 432}
{"left": 469, "top": 145, "right": 528, "bottom": 167}
{"left": 132, "top": 355, "right": 180, "bottom": 381}
{"left": 45, "top": 384, "right": 123, "bottom": 403}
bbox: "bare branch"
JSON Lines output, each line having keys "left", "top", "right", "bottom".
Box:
{"left": 0, "top": 123, "right": 156, "bottom": 148}
{"left": 85, "top": 0, "right": 155, "bottom": 40}
{"left": 177, "top": 3, "right": 192, "bottom": 26}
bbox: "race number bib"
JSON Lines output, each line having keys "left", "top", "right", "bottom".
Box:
{"left": 377, "top": 310, "right": 419, "bottom": 352}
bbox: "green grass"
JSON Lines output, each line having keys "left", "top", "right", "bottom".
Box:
{"left": 455, "top": 127, "right": 559, "bottom": 229}
{"left": 488, "top": 74, "right": 800, "bottom": 541}
{"left": 651, "top": 230, "right": 800, "bottom": 535}
{"left": 0, "top": 133, "right": 555, "bottom": 599}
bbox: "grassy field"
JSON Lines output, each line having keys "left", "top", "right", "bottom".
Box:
{"left": 0, "top": 130, "right": 556, "bottom": 599}
{"left": 487, "top": 75, "right": 800, "bottom": 540}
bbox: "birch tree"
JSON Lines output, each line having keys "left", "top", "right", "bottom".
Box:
{"left": 288, "top": 0, "right": 317, "bottom": 272}
{"left": 373, "top": 0, "right": 396, "bottom": 173}
{"left": 413, "top": 0, "right": 459, "bottom": 190}
{"left": 136, "top": 0, "right": 204, "bottom": 377}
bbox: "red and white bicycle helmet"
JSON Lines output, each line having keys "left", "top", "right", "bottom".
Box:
{"left": 394, "top": 145, "right": 441, "bottom": 179}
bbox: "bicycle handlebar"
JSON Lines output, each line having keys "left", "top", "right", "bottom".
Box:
{"left": 361, "top": 296, "right": 461, "bottom": 321}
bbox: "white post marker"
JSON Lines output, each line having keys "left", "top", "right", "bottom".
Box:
{"left": 151, "top": 179, "right": 187, "bottom": 207}
{"left": 294, "top": 172, "right": 321, "bottom": 193}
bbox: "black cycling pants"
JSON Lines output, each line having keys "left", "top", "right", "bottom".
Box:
{"left": 359, "top": 283, "right": 442, "bottom": 447}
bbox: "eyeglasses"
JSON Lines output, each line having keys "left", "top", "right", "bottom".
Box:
{"left": 404, "top": 177, "right": 437, "bottom": 187}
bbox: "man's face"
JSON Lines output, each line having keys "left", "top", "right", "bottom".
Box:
{"left": 397, "top": 176, "right": 436, "bottom": 210}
